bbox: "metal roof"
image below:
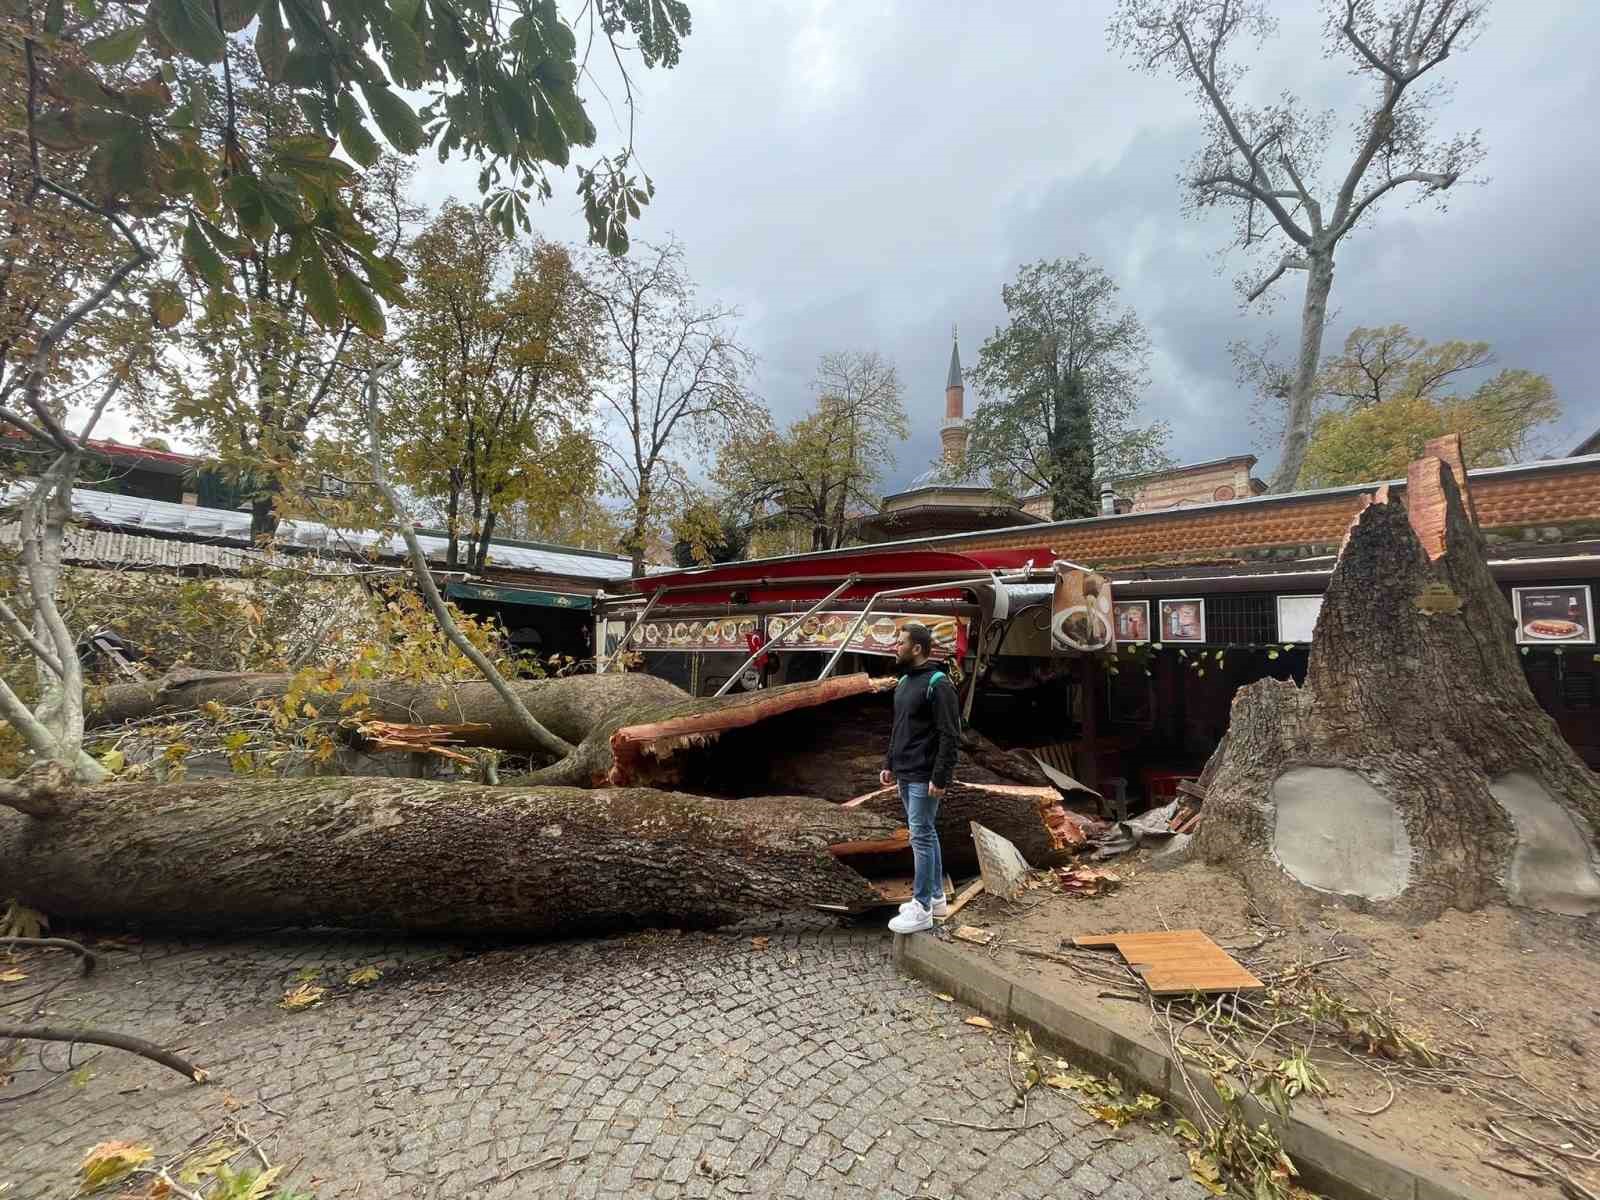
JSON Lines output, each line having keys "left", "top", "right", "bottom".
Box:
{"left": 0, "top": 485, "right": 638, "bottom": 582}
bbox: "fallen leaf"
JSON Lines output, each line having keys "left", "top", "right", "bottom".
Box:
{"left": 79, "top": 1141, "right": 153, "bottom": 1191}
{"left": 749, "top": 936, "right": 769, "bottom": 951}
{"left": 346, "top": 965, "right": 382, "bottom": 986}
{"left": 934, "top": 993, "right": 954, "bottom": 1002}
{"left": 0, "top": 968, "right": 26, "bottom": 984}
{"left": 279, "top": 983, "right": 326, "bottom": 1011}
{"left": 239, "top": 1165, "right": 282, "bottom": 1199}
{"left": 963, "top": 1016, "right": 994, "bottom": 1029}
{"left": 1043, "top": 1071, "right": 1099, "bottom": 1092}
{"left": 221, "top": 1092, "right": 242, "bottom": 1112}
{"left": 178, "top": 1142, "right": 238, "bottom": 1185}
{"left": 952, "top": 925, "right": 996, "bottom": 946}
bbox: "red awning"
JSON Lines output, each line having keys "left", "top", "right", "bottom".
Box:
{"left": 631, "top": 547, "right": 1026, "bottom": 607}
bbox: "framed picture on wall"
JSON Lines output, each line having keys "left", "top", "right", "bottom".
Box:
{"left": 1112, "top": 600, "right": 1150, "bottom": 644}
{"left": 1157, "top": 598, "right": 1206, "bottom": 643}
{"left": 1513, "top": 585, "right": 1595, "bottom": 645}
{"left": 1276, "top": 594, "right": 1324, "bottom": 643}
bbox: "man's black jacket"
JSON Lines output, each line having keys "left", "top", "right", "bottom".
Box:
{"left": 885, "top": 660, "right": 961, "bottom": 788}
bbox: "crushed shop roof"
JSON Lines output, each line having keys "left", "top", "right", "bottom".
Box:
{"left": 0, "top": 484, "right": 638, "bottom": 582}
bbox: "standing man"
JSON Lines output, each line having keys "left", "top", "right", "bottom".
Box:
{"left": 881, "top": 623, "right": 962, "bottom": 934}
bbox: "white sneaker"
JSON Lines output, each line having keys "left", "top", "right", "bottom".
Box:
{"left": 889, "top": 901, "right": 934, "bottom": 934}
{"left": 899, "top": 895, "right": 950, "bottom": 918}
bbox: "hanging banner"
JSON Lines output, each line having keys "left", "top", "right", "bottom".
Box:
{"left": 766, "top": 611, "right": 964, "bottom": 659}
{"left": 1051, "top": 563, "right": 1114, "bottom": 654}
{"left": 637, "top": 616, "right": 761, "bottom": 653}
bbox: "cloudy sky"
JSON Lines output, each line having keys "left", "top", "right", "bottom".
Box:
{"left": 421, "top": 3, "right": 1590, "bottom": 493}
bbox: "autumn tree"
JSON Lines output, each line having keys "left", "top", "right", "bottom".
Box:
{"left": 961, "top": 256, "right": 1169, "bottom": 520}
{"left": 388, "top": 203, "right": 600, "bottom": 571}
{"left": 716, "top": 351, "right": 907, "bottom": 551}
{"left": 578, "top": 239, "right": 760, "bottom": 576}
{"left": 1297, "top": 325, "right": 1558, "bottom": 485}
{"left": 1111, "top": 0, "right": 1489, "bottom": 492}
{"left": 128, "top": 51, "right": 418, "bottom": 539}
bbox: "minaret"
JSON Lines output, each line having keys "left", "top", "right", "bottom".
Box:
{"left": 940, "top": 325, "right": 968, "bottom": 466}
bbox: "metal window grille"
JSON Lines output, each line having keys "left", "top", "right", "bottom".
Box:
{"left": 1200, "top": 594, "right": 1276, "bottom": 645}
{"left": 1563, "top": 669, "right": 1596, "bottom": 711}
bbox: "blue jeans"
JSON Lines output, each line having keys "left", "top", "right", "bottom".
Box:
{"left": 899, "top": 780, "right": 943, "bottom": 911}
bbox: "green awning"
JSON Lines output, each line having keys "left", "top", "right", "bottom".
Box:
{"left": 445, "top": 582, "right": 592, "bottom": 611}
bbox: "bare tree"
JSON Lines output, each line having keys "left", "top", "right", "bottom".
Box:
{"left": 1111, "top": 0, "right": 1488, "bottom": 491}
{"left": 578, "top": 239, "right": 760, "bottom": 577}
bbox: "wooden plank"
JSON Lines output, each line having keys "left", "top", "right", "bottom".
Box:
{"left": 1071, "top": 930, "right": 1262, "bottom": 994}
{"left": 937, "top": 879, "right": 984, "bottom": 923}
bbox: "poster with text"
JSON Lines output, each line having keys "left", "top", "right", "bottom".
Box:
{"left": 1513, "top": 585, "right": 1594, "bottom": 645}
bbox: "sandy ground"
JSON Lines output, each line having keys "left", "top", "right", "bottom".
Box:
{"left": 953, "top": 852, "right": 1600, "bottom": 1200}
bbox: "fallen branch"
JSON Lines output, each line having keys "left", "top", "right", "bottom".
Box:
{"left": 0, "top": 936, "right": 95, "bottom": 973}
{"left": 0, "top": 1024, "right": 206, "bottom": 1082}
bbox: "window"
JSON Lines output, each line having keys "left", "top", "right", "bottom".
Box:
{"left": 1201, "top": 594, "right": 1275, "bottom": 644}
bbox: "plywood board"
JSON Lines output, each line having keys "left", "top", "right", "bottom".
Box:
{"left": 1072, "top": 930, "right": 1263, "bottom": 995}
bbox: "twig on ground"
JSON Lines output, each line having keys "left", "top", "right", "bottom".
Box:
{"left": 0, "top": 1024, "right": 206, "bottom": 1082}
{"left": 0, "top": 937, "right": 96, "bottom": 973}
{"left": 1347, "top": 1077, "right": 1396, "bottom": 1117}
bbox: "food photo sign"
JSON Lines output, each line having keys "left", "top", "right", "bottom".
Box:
{"left": 766, "top": 611, "right": 965, "bottom": 659}
{"left": 1512, "top": 585, "right": 1594, "bottom": 645}
{"left": 637, "top": 616, "right": 760, "bottom": 653}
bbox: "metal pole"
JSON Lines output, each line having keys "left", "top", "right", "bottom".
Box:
{"left": 711, "top": 574, "right": 860, "bottom": 696}
{"left": 598, "top": 587, "right": 663, "bottom": 674}
{"left": 818, "top": 571, "right": 1034, "bottom": 680}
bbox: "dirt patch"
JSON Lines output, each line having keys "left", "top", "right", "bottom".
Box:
{"left": 953, "top": 854, "right": 1600, "bottom": 1199}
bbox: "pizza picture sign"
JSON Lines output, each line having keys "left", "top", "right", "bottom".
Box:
{"left": 1512, "top": 585, "right": 1594, "bottom": 645}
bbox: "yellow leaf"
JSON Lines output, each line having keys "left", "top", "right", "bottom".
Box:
{"left": 346, "top": 965, "right": 381, "bottom": 986}
{"left": 178, "top": 1142, "right": 238, "bottom": 1185}
{"left": 279, "top": 983, "right": 326, "bottom": 1010}
{"left": 301, "top": 702, "right": 318, "bottom": 718}
{"left": 934, "top": 993, "right": 954, "bottom": 1002}
{"left": 79, "top": 1140, "right": 153, "bottom": 1190}
{"left": 201, "top": 701, "right": 228, "bottom": 720}
{"left": 1043, "top": 1071, "right": 1098, "bottom": 1091}
{"left": 0, "top": 967, "right": 26, "bottom": 984}
{"left": 963, "top": 1016, "right": 994, "bottom": 1029}
{"left": 240, "top": 1165, "right": 282, "bottom": 1199}
{"left": 98, "top": 748, "right": 127, "bottom": 773}
{"left": 1187, "top": 1149, "right": 1228, "bottom": 1196}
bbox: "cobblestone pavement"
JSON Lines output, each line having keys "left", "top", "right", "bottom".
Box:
{"left": 2, "top": 922, "right": 1206, "bottom": 1199}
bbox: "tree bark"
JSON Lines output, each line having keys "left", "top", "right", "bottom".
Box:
{"left": 0, "top": 779, "right": 895, "bottom": 937}
{"left": 88, "top": 670, "right": 691, "bottom": 756}
{"left": 1196, "top": 444, "right": 1600, "bottom": 921}
{"left": 844, "top": 781, "right": 1085, "bottom": 876}
{"left": 1268, "top": 250, "right": 1335, "bottom": 493}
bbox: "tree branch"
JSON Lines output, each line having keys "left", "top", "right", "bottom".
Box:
{"left": 0, "top": 592, "right": 65, "bottom": 679}
{"left": 1338, "top": 169, "right": 1459, "bottom": 237}
{"left": 363, "top": 363, "right": 575, "bottom": 763}
{"left": 1245, "top": 253, "right": 1309, "bottom": 302}
{"left": 0, "top": 1025, "right": 206, "bottom": 1083}
{"left": 0, "top": 937, "right": 95, "bottom": 973}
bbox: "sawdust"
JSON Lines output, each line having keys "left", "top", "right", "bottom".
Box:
{"left": 970, "top": 855, "right": 1600, "bottom": 1200}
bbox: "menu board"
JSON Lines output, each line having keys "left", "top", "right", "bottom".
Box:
{"left": 1512, "top": 585, "right": 1594, "bottom": 645}
{"left": 637, "top": 616, "right": 760, "bottom": 653}
{"left": 766, "top": 611, "right": 963, "bottom": 659}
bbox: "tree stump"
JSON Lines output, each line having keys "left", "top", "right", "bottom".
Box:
{"left": 1195, "top": 445, "right": 1600, "bottom": 921}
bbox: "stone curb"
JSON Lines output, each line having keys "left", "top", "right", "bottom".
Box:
{"left": 894, "top": 933, "right": 1497, "bottom": 1200}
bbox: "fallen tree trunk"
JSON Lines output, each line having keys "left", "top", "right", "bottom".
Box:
{"left": 842, "top": 782, "right": 1088, "bottom": 875}
{"left": 0, "top": 779, "right": 894, "bottom": 937}
{"left": 87, "top": 669, "right": 690, "bottom": 755}
{"left": 1195, "top": 439, "right": 1600, "bottom": 922}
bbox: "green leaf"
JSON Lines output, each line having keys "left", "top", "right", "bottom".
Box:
{"left": 183, "top": 213, "right": 228, "bottom": 288}
{"left": 217, "top": 0, "right": 260, "bottom": 32}
{"left": 336, "top": 93, "right": 381, "bottom": 167}
{"left": 156, "top": 0, "right": 227, "bottom": 62}
{"left": 73, "top": 0, "right": 98, "bottom": 17}
{"left": 223, "top": 174, "right": 275, "bottom": 240}
{"left": 336, "top": 268, "right": 384, "bottom": 335}
{"left": 148, "top": 282, "right": 187, "bottom": 328}
{"left": 359, "top": 80, "right": 425, "bottom": 153}
{"left": 297, "top": 242, "right": 341, "bottom": 329}
{"left": 255, "top": 1, "right": 290, "bottom": 83}
{"left": 386, "top": 16, "right": 426, "bottom": 86}
{"left": 1267, "top": 649, "right": 1280, "bottom": 660}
